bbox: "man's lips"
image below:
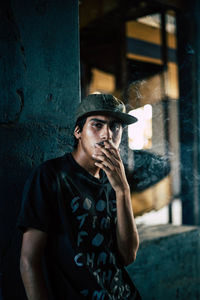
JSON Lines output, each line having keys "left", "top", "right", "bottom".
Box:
{"left": 95, "top": 141, "right": 105, "bottom": 147}
{"left": 93, "top": 142, "right": 105, "bottom": 157}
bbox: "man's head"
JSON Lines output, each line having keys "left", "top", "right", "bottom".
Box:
{"left": 73, "top": 94, "right": 137, "bottom": 151}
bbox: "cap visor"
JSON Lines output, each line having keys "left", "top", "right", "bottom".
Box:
{"left": 78, "top": 110, "right": 138, "bottom": 124}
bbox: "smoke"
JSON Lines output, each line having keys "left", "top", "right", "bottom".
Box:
{"left": 126, "top": 80, "right": 146, "bottom": 110}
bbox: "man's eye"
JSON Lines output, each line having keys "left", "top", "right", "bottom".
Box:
{"left": 111, "top": 123, "right": 121, "bottom": 131}
{"left": 93, "top": 122, "right": 103, "bottom": 129}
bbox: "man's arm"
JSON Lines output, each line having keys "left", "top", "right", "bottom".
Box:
{"left": 115, "top": 186, "right": 139, "bottom": 266}
{"left": 20, "top": 228, "right": 49, "bottom": 300}
{"left": 93, "top": 141, "right": 139, "bottom": 266}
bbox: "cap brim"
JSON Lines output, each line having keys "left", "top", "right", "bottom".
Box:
{"left": 77, "top": 110, "right": 138, "bottom": 125}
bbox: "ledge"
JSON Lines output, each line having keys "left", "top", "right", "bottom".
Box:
{"left": 126, "top": 224, "right": 200, "bottom": 300}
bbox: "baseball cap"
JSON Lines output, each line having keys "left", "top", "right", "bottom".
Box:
{"left": 76, "top": 94, "right": 138, "bottom": 125}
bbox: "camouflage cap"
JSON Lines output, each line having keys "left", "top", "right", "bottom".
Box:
{"left": 76, "top": 94, "right": 137, "bottom": 125}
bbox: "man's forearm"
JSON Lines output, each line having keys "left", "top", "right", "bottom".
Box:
{"left": 20, "top": 260, "right": 49, "bottom": 300}
{"left": 115, "top": 186, "right": 139, "bottom": 266}
{"left": 92, "top": 140, "right": 139, "bottom": 265}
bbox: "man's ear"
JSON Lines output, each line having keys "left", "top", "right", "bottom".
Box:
{"left": 74, "top": 125, "right": 81, "bottom": 139}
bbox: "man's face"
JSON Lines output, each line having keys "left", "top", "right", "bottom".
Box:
{"left": 75, "top": 115, "right": 123, "bottom": 159}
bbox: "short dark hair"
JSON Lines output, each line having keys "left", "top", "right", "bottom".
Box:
{"left": 73, "top": 117, "right": 87, "bottom": 149}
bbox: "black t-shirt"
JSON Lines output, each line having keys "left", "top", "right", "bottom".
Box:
{"left": 17, "top": 153, "right": 141, "bottom": 300}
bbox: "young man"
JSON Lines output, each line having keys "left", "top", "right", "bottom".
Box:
{"left": 18, "top": 93, "right": 142, "bottom": 300}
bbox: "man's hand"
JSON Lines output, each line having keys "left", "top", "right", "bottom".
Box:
{"left": 93, "top": 140, "right": 139, "bottom": 266}
{"left": 92, "top": 140, "right": 129, "bottom": 192}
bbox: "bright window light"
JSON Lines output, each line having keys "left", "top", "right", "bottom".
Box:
{"left": 128, "top": 104, "right": 152, "bottom": 150}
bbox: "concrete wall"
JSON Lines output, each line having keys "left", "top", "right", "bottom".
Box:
{"left": 127, "top": 224, "right": 200, "bottom": 300}
{"left": 0, "top": 1, "right": 80, "bottom": 298}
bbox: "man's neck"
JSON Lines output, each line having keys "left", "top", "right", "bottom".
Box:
{"left": 71, "top": 150, "right": 101, "bottom": 179}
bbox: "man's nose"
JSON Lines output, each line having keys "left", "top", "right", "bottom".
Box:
{"left": 100, "top": 125, "right": 112, "bottom": 140}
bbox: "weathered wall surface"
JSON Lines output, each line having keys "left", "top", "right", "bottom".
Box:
{"left": 0, "top": 1, "right": 80, "bottom": 298}
{"left": 127, "top": 224, "right": 200, "bottom": 300}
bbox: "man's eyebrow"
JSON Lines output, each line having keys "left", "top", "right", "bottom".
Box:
{"left": 89, "top": 118, "right": 107, "bottom": 123}
{"left": 90, "top": 118, "right": 121, "bottom": 123}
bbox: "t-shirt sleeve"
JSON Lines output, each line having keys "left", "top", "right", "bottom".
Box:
{"left": 17, "top": 162, "right": 58, "bottom": 233}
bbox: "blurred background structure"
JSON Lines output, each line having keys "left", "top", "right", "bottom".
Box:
{"left": 1, "top": 0, "right": 200, "bottom": 299}
{"left": 79, "top": 0, "right": 183, "bottom": 225}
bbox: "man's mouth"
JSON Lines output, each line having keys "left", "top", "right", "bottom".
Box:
{"left": 93, "top": 142, "right": 105, "bottom": 158}
{"left": 96, "top": 141, "right": 105, "bottom": 147}
{"left": 94, "top": 142, "right": 105, "bottom": 153}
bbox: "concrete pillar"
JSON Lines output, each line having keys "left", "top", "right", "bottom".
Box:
{"left": 0, "top": 0, "right": 80, "bottom": 298}
{"left": 176, "top": 0, "right": 200, "bottom": 225}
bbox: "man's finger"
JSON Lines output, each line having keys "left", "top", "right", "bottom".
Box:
{"left": 98, "top": 146, "right": 120, "bottom": 161}
{"left": 103, "top": 141, "right": 120, "bottom": 156}
{"left": 92, "top": 154, "right": 116, "bottom": 167}
{"left": 94, "top": 161, "right": 114, "bottom": 172}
